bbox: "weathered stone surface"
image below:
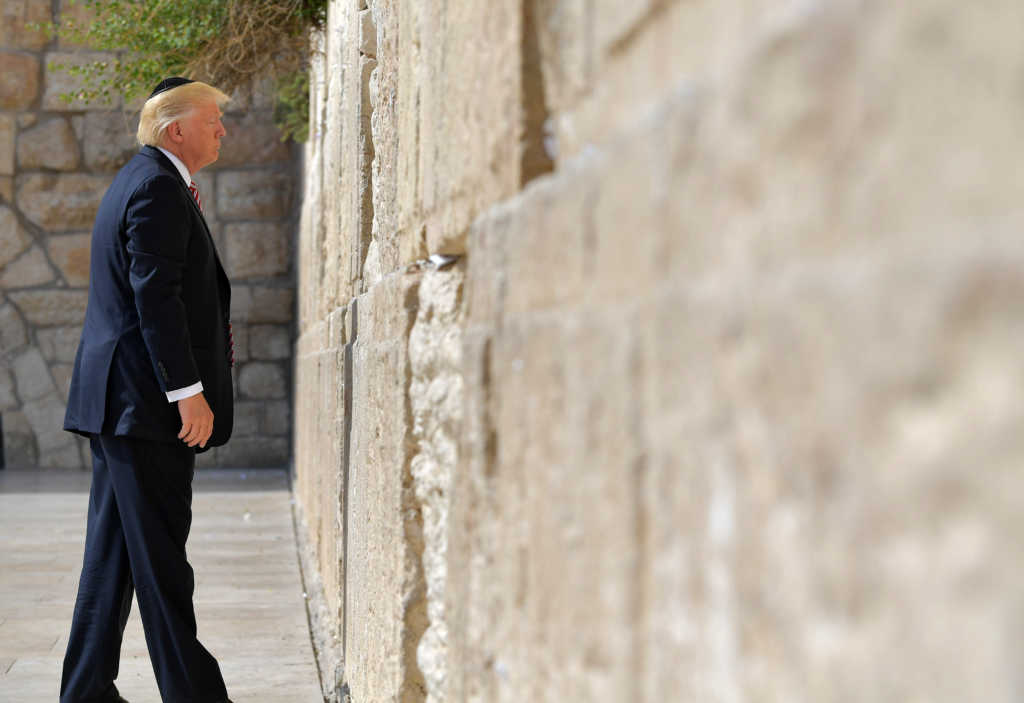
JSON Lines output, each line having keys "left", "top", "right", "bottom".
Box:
{"left": 230, "top": 285, "right": 294, "bottom": 323}
{"left": 216, "top": 170, "right": 292, "bottom": 218}
{"left": 0, "top": 51, "right": 40, "bottom": 110}
{"left": 42, "top": 52, "right": 120, "bottom": 111}
{"left": 16, "top": 173, "right": 108, "bottom": 231}
{"left": 0, "top": 114, "right": 14, "bottom": 176}
{"left": 231, "top": 400, "right": 263, "bottom": 436}
{"left": 0, "top": 246, "right": 55, "bottom": 288}
{"left": 292, "top": 3, "right": 1024, "bottom": 703}
{"left": 0, "top": 205, "right": 31, "bottom": 268}
{"left": 213, "top": 114, "right": 290, "bottom": 169}
{"left": 9, "top": 289, "right": 87, "bottom": 326}
{"left": 36, "top": 325, "right": 81, "bottom": 363}
{"left": 263, "top": 400, "right": 291, "bottom": 435}
{"left": 238, "top": 361, "right": 286, "bottom": 399}
{"left": 224, "top": 222, "right": 290, "bottom": 279}
{"left": 215, "top": 436, "right": 289, "bottom": 468}
{"left": 0, "top": 0, "right": 51, "bottom": 50}
{"left": 13, "top": 348, "right": 54, "bottom": 402}
{"left": 342, "top": 272, "right": 424, "bottom": 703}
{"left": 0, "top": 176, "right": 12, "bottom": 203}
{"left": 50, "top": 362, "right": 73, "bottom": 401}
{"left": 0, "top": 366, "right": 16, "bottom": 410}
{"left": 37, "top": 441, "right": 82, "bottom": 469}
{"left": 1, "top": 410, "right": 37, "bottom": 468}
{"left": 359, "top": 8, "right": 376, "bottom": 57}
{"left": 0, "top": 301, "right": 29, "bottom": 354}
{"left": 21, "top": 392, "right": 70, "bottom": 452}
{"left": 46, "top": 232, "right": 91, "bottom": 287}
{"left": 82, "top": 112, "right": 139, "bottom": 171}
{"left": 248, "top": 324, "right": 290, "bottom": 360}
{"left": 17, "top": 118, "right": 81, "bottom": 171}
{"left": 408, "top": 268, "right": 464, "bottom": 703}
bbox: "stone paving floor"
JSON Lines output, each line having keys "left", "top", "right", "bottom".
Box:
{"left": 0, "top": 468, "right": 323, "bottom": 703}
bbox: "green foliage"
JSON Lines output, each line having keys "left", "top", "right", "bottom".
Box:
{"left": 273, "top": 70, "right": 311, "bottom": 144}
{"left": 41, "top": 0, "right": 326, "bottom": 142}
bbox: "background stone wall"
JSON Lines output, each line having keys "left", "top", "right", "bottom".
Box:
{"left": 0, "top": 0, "right": 298, "bottom": 469}
{"left": 292, "top": 0, "right": 1024, "bottom": 702}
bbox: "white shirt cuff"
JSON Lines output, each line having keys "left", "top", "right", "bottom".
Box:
{"left": 166, "top": 381, "right": 204, "bottom": 403}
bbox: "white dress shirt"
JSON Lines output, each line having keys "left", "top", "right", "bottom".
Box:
{"left": 156, "top": 147, "right": 204, "bottom": 404}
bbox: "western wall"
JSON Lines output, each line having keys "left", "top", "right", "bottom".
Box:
{"left": 294, "top": 1, "right": 1024, "bottom": 702}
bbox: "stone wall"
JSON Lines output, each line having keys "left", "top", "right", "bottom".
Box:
{"left": 0, "top": 0, "right": 298, "bottom": 469}
{"left": 293, "top": 1, "right": 1024, "bottom": 702}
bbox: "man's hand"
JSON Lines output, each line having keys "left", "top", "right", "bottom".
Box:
{"left": 178, "top": 392, "right": 214, "bottom": 448}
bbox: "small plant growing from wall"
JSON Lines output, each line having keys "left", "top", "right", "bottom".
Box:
{"left": 39, "top": 0, "right": 326, "bottom": 141}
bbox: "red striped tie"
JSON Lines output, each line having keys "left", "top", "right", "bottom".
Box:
{"left": 188, "top": 180, "right": 202, "bottom": 212}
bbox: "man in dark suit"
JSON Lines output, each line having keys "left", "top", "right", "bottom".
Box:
{"left": 60, "top": 77, "right": 236, "bottom": 703}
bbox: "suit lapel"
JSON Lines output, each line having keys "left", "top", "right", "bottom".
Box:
{"left": 140, "top": 146, "right": 231, "bottom": 306}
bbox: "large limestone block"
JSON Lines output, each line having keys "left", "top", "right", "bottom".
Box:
{"left": 230, "top": 285, "right": 294, "bottom": 323}
{"left": 21, "top": 392, "right": 72, "bottom": 452}
{"left": 216, "top": 436, "right": 289, "bottom": 468}
{"left": 248, "top": 324, "right": 290, "bottom": 360}
{"left": 345, "top": 272, "right": 426, "bottom": 703}
{"left": 47, "top": 232, "right": 92, "bottom": 286}
{"left": 0, "top": 246, "right": 55, "bottom": 288}
{"left": 230, "top": 400, "right": 263, "bottom": 436}
{"left": 13, "top": 347, "right": 54, "bottom": 402}
{"left": 17, "top": 173, "right": 109, "bottom": 231}
{"left": 9, "top": 290, "right": 87, "bottom": 326}
{"left": 224, "top": 222, "right": 291, "bottom": 279}
{"left": 0, "top": 51, "right": 40, "bottom": 110}
{"left": 238, "top": 361, "right": 286, "bottom": 399}
{"left": 374, "top": 0, "right": 522, "bottom": 259}
{"left": 42, "top": 52, "right": 120, "bottom": 111}
{"left": 0, "top": 114, "right": 14, "bottom": 176}
{"left": 82, "top": 112, "right": 139, "bottom": 171}
{"left": 17, "top": 118, "right": 81, "bottom": 170}
{"left": 0, "top": 205, "right": 31, "bottom": 268}
{"left": 262, "top": 400, "right": 291, "bottom": 435}
{"left": 0, "top": 176, "right": 12, "bottom": 202}
{"left": 214, "top": 114, "right": 289, "bottom": 169}
{"left": 1, "top": 0, "right": 51, "bottom": 49}
{"left": 544, "top": 0, "right": 690, "bottom": 162}
{"left": 499, "top": 166, "right": 591, "bottom": 316}
{"left": 216, "top": 170, "right": 292, "bottom": 219}
{"left": 36, "top": 325, "right": 81, "bottom": 363}
{"left": 587, "top": 97, "right": 682, "bottom": 303}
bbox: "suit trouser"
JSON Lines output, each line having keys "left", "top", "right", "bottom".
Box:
{"left": 60, "top": 434, "right": 228, "bottom": 703}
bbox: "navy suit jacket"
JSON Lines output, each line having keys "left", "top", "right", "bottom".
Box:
{"left": 64, "top": 146, "right": 233, "bottom": 451}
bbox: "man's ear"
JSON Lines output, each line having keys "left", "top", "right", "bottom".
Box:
{"left": 167, "top": 121, "right": 184, "bottom": 144}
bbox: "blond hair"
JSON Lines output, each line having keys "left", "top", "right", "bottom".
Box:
{"left": 136, "top": 81, "right": 231, "bottom": 147}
